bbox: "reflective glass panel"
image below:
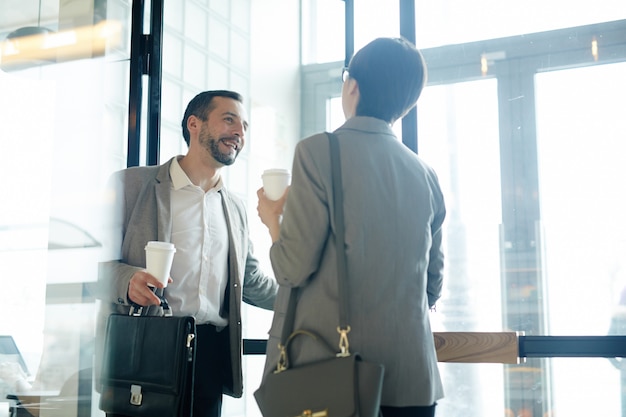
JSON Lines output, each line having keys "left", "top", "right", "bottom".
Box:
{"left": 0, "top": 0, "right": 131, "bottom": 414}
{"left": 417, "top": 80, "right": 504, "bottom": 415}
{"left": 535, "top": 63, "right": 626, "bottom": 338}
{"left": 534, "top": 64, "right": 626, "bottom": 414}
{"left": 416, "top": 0, "right": 626, "bottom": 48}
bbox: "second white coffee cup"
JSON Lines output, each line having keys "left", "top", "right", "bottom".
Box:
{"left": 145, "top": 241, "right": 176, "bottom": 287}
{"left": 262, "top": 169, "right": 291, "bottom": 200}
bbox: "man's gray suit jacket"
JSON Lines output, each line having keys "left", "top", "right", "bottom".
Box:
{"left": 96, "top": 157, "right": 277, "bottom": 398}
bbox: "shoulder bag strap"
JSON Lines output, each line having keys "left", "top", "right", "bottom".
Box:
{"left": 327, "top": 132, "right": 350, "bottom": 331}
{"left": 279, "top": 132, "right": 350, "bottom": 351}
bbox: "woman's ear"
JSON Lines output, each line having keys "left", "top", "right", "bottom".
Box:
{"left": 342, "top": 79, "right": 360, "bottom": 119}
{"left": 346, "top": 78, "right": 360, "bottom": 98}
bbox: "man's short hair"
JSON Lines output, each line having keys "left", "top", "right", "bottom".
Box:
{"left": 181, "top": 90, "right": 243, "bottom": 146}
{"left": 348, "top": 37, "right": 427, "bottom": 124}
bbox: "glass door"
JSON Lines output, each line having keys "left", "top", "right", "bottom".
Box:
{"left": 535, "top": 62, "right": 626, "bottom": 416}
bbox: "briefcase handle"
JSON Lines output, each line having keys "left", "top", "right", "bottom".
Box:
{"left": 130, "top": 292, "right": 173, "bottom": 317}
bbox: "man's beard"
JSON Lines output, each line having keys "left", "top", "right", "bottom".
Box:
{"left": 200, "top": 129, "right": 239, "bottom": 166}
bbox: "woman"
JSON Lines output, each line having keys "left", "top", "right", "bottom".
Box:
{"left": 257, "top": 37, "right": 446, "bottom": 417}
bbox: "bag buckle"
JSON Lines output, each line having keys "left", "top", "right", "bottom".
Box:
{"left": 130, "top": 384, "right": 143, "bottom": 406}
{"left": 296, "top": 409, "right": 328, "bottom": 417}
{"left": 336, "top": 326, "right": 351, "bottom": 357}
{"left": 275, "top": 343, "right": 288, "bottom": 373}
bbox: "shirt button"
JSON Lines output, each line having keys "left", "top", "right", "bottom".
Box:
{"left": 233, "top": 283, "right": 238, "bottom": 288}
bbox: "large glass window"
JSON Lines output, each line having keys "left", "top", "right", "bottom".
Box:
{"left": 303, "top": 8, "right": 625, "bottom": 417}
{"left": 302, "top": 0, "right": 626, "bottom": 65}
{"left": 0, "top": 0, "right": 300, "bottom": 414}
{"left": 411, "top": 57, "right": 626, "bottom": 417}
{"left": 415, "top": 0, "right": 624, "bottom": 48}
{"left": 0, "top": 0, "right": 130, "bottom": 414}
{"left": 417, "top": 79, "right": 504, "bottom": 416}
{"left": 2, "top": 0, "right": 625, "bottom": 416}
{"left": 535, "top": 62, "right": 626, "bottom": 337}
{"left": 419, "top": 80, "right": 503, "bottom": 330}
{"left": 534, "top": 62, "right": 626, "bottom": 416}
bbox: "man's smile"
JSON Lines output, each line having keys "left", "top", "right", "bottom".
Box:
{"left": 220, "top": 137, "right": 240, "bottom": 151}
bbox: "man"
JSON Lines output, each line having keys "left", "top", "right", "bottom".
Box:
{"left": 98, "top": 90, "right": 278, "bottom": 417}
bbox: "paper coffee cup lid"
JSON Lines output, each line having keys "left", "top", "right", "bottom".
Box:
{"left": 145, "top": 241, "right": 176, "bottom": 251}
{"left": 263, "top": 168, "right": 290, "bottom": 176}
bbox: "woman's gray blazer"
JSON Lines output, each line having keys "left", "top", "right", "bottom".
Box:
{"left": 263, "top": 117, "right": 446, "bottom": 406}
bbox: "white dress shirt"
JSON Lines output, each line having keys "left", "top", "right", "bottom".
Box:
{"left": 167, "top": 157, "right": 229, "bottom": 326}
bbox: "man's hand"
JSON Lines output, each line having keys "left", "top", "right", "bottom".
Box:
{"left": 128, "top": 270, "right": 172, "bottom": 306}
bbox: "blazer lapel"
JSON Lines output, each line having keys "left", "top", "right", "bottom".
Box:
{"left": 219, "top": 190, "right": 242, "bottom": 319}
{"left": 155, "top": 160, "right": 173, "bottom": 242}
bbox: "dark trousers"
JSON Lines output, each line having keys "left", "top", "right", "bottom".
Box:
{"left": 192, "top": 323, "right": 231, "bottom": 417}
{"left": 381, "top": 404, "right": 437, "bottom": 417}
{"left": 107, "top": 323, "right": 231, "bottom": 417}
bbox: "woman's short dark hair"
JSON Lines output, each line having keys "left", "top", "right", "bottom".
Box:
{"left": 181, "top": 90, "right": 243, "bottom": 146}
{"left": 348, "top": 37, "right": 427, "bottom": 124}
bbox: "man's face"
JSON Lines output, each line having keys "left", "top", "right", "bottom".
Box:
{"left": 198, "top": 97, "right": 248, "bottom": 166}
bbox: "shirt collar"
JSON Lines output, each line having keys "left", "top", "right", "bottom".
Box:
{"left": 170, "top": 156, "right": 223, "bottom": 192}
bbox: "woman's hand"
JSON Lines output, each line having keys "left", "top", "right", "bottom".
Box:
{"left": 257, "top": 186, "right": 289, "bottom": 242}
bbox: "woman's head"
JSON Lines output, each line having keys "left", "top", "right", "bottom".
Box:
{"left": 345, "top": 37, "right": 427, "bottom": 124}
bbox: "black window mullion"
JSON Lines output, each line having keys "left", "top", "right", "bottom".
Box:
{"left": 127, "top": 0, "right": 164, "bottom": 168}
{"left": 126, "top": 0, "right": 146, "bottom": 168}
{"left": 399, "top": 0, "right": 418, "bottom": 154}
{"left": 146, "top": 0, "right": 164, "bottom": 166}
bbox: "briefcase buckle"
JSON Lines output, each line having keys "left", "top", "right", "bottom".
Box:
{"left": 130, "top": 384, "right": 143, "bottom": 406}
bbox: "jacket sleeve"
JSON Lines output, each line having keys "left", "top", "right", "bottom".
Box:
{"left": 241, "top": 240, "right": 279, "bottom": 310}
{"left": 96, "top": 169, "right": 145, "bottom": 307}
{"left": 269, "top": 136, "right": 332, "bottom": 288}
{"left": 426, "top": 168, "right": 446, "bottom": 309}
{"left": 224, "top": 189, "right": 278, "bottom": 310}
{"left": 98, "top": 260, "right": 143, "bottom": 306}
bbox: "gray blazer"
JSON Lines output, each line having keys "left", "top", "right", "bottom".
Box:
{"left": 96, "top": 157, "right": 278, "bottom": 398}
{"left": 263, "top": 117, "right": 445, "bottom": 406}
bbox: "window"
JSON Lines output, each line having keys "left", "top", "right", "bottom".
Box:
{"left": 302, "top": 8, "right": 626, "bottom": 417}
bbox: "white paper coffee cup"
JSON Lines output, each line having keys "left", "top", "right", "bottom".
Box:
{"left": 262, "top": 169, "right": 291, "bottom": 201}
{"left": 145, "top": 241, "right": 176, "bottom": 287}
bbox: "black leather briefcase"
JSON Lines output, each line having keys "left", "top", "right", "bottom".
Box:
{"left": 99, "top": 302, "right": 196, "bottom": 417}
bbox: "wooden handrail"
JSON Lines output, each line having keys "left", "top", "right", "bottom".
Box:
{"left": 433, "top": 332, "right": 520, "bottom": 364}
{"left": 243, "top": 332, "right": 521, "bottom": 364}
